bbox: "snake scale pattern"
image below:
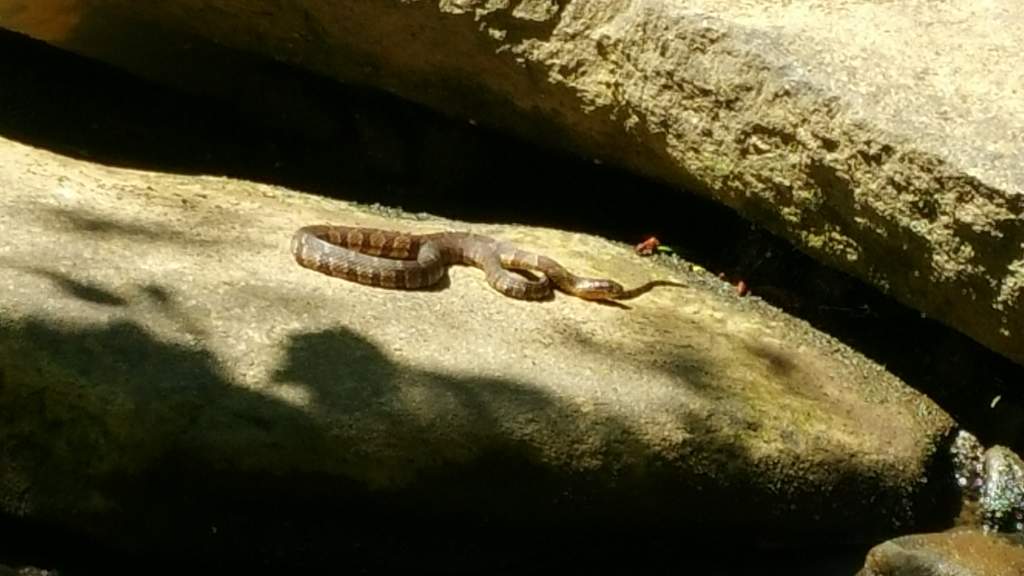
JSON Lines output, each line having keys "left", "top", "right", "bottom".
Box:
{"left": 290, "top": 225, "right": 626, "bottom": 301}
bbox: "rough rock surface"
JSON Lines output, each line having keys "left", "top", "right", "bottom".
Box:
{"left": 858, "top": 528, "right": 1024, "bottom": 576}
{"left": 0, "top": 0, "right": 1021, "bottom": 368}
{"left": 0, "top": 136, "right": 957, "bottom": 569}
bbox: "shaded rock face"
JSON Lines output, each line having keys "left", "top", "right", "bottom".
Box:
{"left": 0, "top": 135, "right": 958, "bottom": 571}
{"left": 858, "top": 529, "right": 1024, "bottom": 576}
{"left": 0, "top": 0, "right": 1021, "bottom": 369}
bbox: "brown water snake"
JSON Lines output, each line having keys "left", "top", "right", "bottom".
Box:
{"left": 290, "top": 225, "right": 628, "bottom": 301}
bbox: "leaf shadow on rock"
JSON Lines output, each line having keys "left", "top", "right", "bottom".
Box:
{"left": 35, "top": 206, "right": 223, "bottom": 248}
{"left": 11, "top": 266, "right": 129, "bottom": 307}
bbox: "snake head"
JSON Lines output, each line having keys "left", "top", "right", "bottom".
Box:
{"left": 573, "top": 279, "right": 626, "bottom": 300}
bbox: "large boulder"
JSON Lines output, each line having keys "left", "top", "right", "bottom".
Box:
{"left": 0, "top": 135, "right": 958, "bottom": 570}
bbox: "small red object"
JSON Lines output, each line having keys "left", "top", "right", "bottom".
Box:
{"left": 635, "top": 236, "right": 660, "bottom": 256}
{"left": 736, "top": 279, "right": 749, "bottom": 297}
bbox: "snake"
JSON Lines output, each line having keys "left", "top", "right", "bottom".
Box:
{"left": 290, "top": 225, "right": 627, "bottom": 301}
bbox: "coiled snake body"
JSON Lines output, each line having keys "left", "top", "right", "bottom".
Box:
{"left": 290, "top": 225, "right": 626, "bottom": 301}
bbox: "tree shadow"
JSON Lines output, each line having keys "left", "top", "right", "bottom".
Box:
{"left": 0, "top": 282, "right": 904, "bottom": 574}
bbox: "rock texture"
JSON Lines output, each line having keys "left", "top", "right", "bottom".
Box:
{"left": 0, "top": 0, "right": 1021, "bottom": 367}
{"left": 0, "top": 135, "right": 958, "bottom": 569}
{"left": 858, "top": 528, "right": 1024, "bottom": 576}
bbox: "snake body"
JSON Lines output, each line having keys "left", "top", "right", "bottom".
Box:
{"left": 290, "top": 225, "right": 626, "bottom": 301}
